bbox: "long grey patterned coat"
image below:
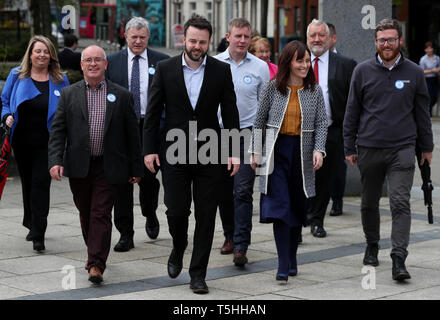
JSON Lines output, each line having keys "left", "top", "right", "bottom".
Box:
{"left": 249, "top": 80, "right": 328, "bottom": 197}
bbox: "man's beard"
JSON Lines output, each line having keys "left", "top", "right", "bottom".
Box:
{"left": 377, "top": 45, "right": 401, "bottom": 62}
{"left": 184, "top": 45, "right": 207, "bottom": 62}
{"left": 307, "top": 43, "right": 329, "bottom": 57}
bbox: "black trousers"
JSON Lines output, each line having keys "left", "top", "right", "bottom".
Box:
{"left": 113, "top": 118, "right": 160, "bottom": 239}
{"left": 13, "top": 144, "right": 51, "bottom": 241}
{"left": 308, "top": 125, "right": 343, "bottom": 227}
{"left": 218, "top": 165, "right": 235, "bottom": 240}
{"left": 161, "top": 160, "right": 223, "bottom": 280}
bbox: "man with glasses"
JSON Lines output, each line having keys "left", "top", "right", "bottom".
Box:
{"left": 48, "top": 45, "right": 143, "bottom": 284}
{"left": 344, "top": 19, "right": 433, "bottom": 281}
{"left": 106, "top": 17, "right": 169, "bottom": 252}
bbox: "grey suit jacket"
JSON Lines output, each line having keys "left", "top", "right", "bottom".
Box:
{"left": 48, "top": 79, "right": 143, "bottom": 184}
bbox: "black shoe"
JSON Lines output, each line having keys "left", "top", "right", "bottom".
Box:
{"left": 329, "top": 199, "right": 343, "bottom": 216}
{"left": 276, "top": 273, "right": 288, "bottom": 282}
{"left": 363, "top": 243, "right": 379, "bottom": 266}
{"left": 145, "top": 214, "right": 160, "bottom": 240}
{"left": 168, "top": 242, "right": 187, "bottom": 279}
{"left": 190, "top": 277, "right": 209, "bottom": 294}
{"left": 113, "top": 237, "right": 134, "bottom": 252}
{"left": 311, "top": 225, "right": 327, "bottom": 238}
{"left": 33, "top": 240, "right": 45, "bottom": 252}
{"left": 392, "top": 255, "right": 411, "bottom": 281}
{"left": 26, "top": 231, "right": 33, "bottom": 241}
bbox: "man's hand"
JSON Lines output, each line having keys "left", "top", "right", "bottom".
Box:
{"left": 420, "top": 152, "right": 433, "bottom": 166}
{"left": 129, "top": 177, "right": 141, "bottom": 184}
{"left": 313, "top": 151, "right": 324, "bottom": 171}
{"left": 346, "top": 154, "right": 358, "bottom": 166}
{"left": 144, "top": 154, "right": 160, "bottom": 173}
{"left": 228, "top": 157, "right": 240, "bottom": 176}
{"left": 49, "top": 165, "right": 64, "bottom": 181}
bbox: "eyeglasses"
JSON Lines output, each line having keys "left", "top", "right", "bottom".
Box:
{"left": 256, "top": 50, "right": 271, "bottom": 54}
{"left": 82, "top": 57, "right": 106, "bottom": 64}
{"left": 376, "top": 38, "right": 399, "bottom": 45}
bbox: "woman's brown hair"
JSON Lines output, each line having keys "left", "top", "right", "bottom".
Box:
{"left": 275, "top": 40, "right": 315, "bottom": 95}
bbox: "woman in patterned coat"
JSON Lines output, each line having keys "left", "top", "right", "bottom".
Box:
{"left": 249, "top": 40, "right": 327, "bottom": 281}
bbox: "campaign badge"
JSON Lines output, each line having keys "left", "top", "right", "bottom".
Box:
{"left": 54, "top": 89, "right": 61, "bottom": 97}
{"left": 107, "top": 93, "right": 116, "bottom": 102}
{"left": 148, "top": 67, "right": 156, "bottom": 75}
{"left": 243, "top": 75, "right": 252, "bottom": 84}
{"left": 395, "top": 80, "right": 404, "bottom": 90}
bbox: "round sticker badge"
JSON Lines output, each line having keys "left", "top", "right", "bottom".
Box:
{"left": 395, "top": 80, "right": 404, "bottom": 90}
{"left": 243, "top": 75, "right": 252, "bottom": 85}
{"left": 107, "top": 94, "right": 116, "bottom": 102}
{"left": 54, "top": 89, "right": 60, "bottom": 97}
{"left": 148, "top": 67, "right": 156, "bottom": 75}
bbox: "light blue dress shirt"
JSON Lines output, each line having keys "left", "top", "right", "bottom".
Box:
{"left": 182, "top": 53, "right": 207, "bottom": 110}
{"left": 215, "top": 50, "right": 270, "bottom": 129}
{"left": 419, "top": 54, "right": 440, "bottom": 78}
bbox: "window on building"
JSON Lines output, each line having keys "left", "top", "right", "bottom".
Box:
{"left": 310, "top": 6, "right": 317, "bottom": 21}
{"left": 174, "top": 2, "right": 182, "bottom": 25}
{"left": 294, "top": 7, "right": 301, "bottom": 36}
{"left": 206, "top": 1, "right": 212, "bottom": 23}
{"left": 190, "top": 2, "right": 197, "bottom": 16}
{"left": 251, "top": 0, "right": 257, "bottom": 30}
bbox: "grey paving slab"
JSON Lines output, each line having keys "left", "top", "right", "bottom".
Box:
{"left": 0, "top": 283, "right": 33, "bottom": 299}
{"left": 0, "top": 255, "right": 84, "bottom": 275}
{"left": 378, "top": 286, "right": 440, "bottom": 300}
{"left": 237, "top": 293, "right": 301, "bottom": 300}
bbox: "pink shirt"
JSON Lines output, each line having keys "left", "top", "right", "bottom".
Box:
{"left": 268, "top": 62, "right": 278, "bottom": 80}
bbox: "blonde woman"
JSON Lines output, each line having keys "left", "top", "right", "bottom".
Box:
{"left": 1, "top": 35, "right": 69, "bottom": 252}
{"left": 250, "top": 37, "right": 278, "bottom": 79}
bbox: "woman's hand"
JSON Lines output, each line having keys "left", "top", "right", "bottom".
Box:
{"left": 5, "top": 115, "right": 14, "bottom": 128}
{"left": 251, "top": 153, "right": 262, "bottom": 171}
{"left": 313, "top": 151, "right": 323, "bottom": 171}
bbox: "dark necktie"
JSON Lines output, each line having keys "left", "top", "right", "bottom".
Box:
{"left": 131, "top": 55, "right": 141, "bottom": 121}
{"left": 314, "top": 57, "right": 319, "bottom": 84}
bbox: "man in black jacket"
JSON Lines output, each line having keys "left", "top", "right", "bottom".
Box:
{"left": 58, "top": 34, "right": 81, "bottom": 71}
{"left": 106, "top": 17, "right": 169, "bottom": 252}
{"left": 306, "top": 19, "right": 357, "bottom": 238}
{"left": 143, "top": 14, "right": 239, "bottom": 294}
{"left": 48, "top": 45, "right": 143, "bottom": 284}
{"left": 344, "top": 19, "right": 433, "bottom": 281}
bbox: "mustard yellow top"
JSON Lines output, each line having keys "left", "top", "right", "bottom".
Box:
{"left": 280, "top": 85, "right": 303, "bottom": 136}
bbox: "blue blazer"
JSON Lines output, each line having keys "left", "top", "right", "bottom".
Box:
{"left": 1, "top": 67, "right": 69, "bottom": 143}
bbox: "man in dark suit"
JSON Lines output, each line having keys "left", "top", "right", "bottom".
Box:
{"left": 106, "top": 17, "right": 169, "bottom": 252}
{"left": 143, "top": 14, "right": 240, "bottom": 294}
{"left": 48, "top": 45, "right": 143, "bottom": 284}
{"left": 306, "top": 19, "right": 357, "bottom": 238}
{"left": 58, "top": 34, "right": 81, "bottom": 71}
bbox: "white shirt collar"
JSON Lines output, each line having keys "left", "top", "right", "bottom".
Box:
{"left": 311, "top": 49, "right": 329, "bottom": 63}
{"left": 181, "top": 52, "right": 207, "bottom": 70}
{"left": 128, "top": 48, "right": 148, "bottom": 61}
{"left": 377, "top": 53, "right": 401, "bottom": 70}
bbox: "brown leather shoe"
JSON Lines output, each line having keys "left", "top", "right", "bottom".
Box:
{"left": 220, "top": 238, "right": 234, "bottom": 255}
{"left": 233, "top": 250, "right": 248, "bottom": 267}
{"left": 88, "top": 266, "right": 103, "bottom": 284}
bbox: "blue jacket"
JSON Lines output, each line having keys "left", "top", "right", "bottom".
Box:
{"left": 1, "top": 67, "right": 69, "bottom": 143}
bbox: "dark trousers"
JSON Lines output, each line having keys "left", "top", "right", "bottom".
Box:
{"left": 69, "top": 157, "right": 116, "bottom": 273}
{"left": 273, "top": 221, "right": 301, "bottom": 276}
{"left": 308, "top": 125, "right": 343, "bottom": 227}
{"left": 218, "top": 166, "right": 235, "bottom": 240}
{"left": 113, "top": 118, "right": 160, "bottom": 239}
{"left": 13, "top": 144, "right": 51, "bottom": 241}
{"left": 357, "top": 145, "right": 415, "bottom": 259}
{"left": 233, "top": 133, "right": 256, "bottom": 252}
{"left": 330, "top": 145, "right": 347, "bottom": 201}
{"left": 425, "top": 76, "right": 438, "bottom": 116}
{"left": 161, "top": 161, "right": 222, "bottom": 280}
